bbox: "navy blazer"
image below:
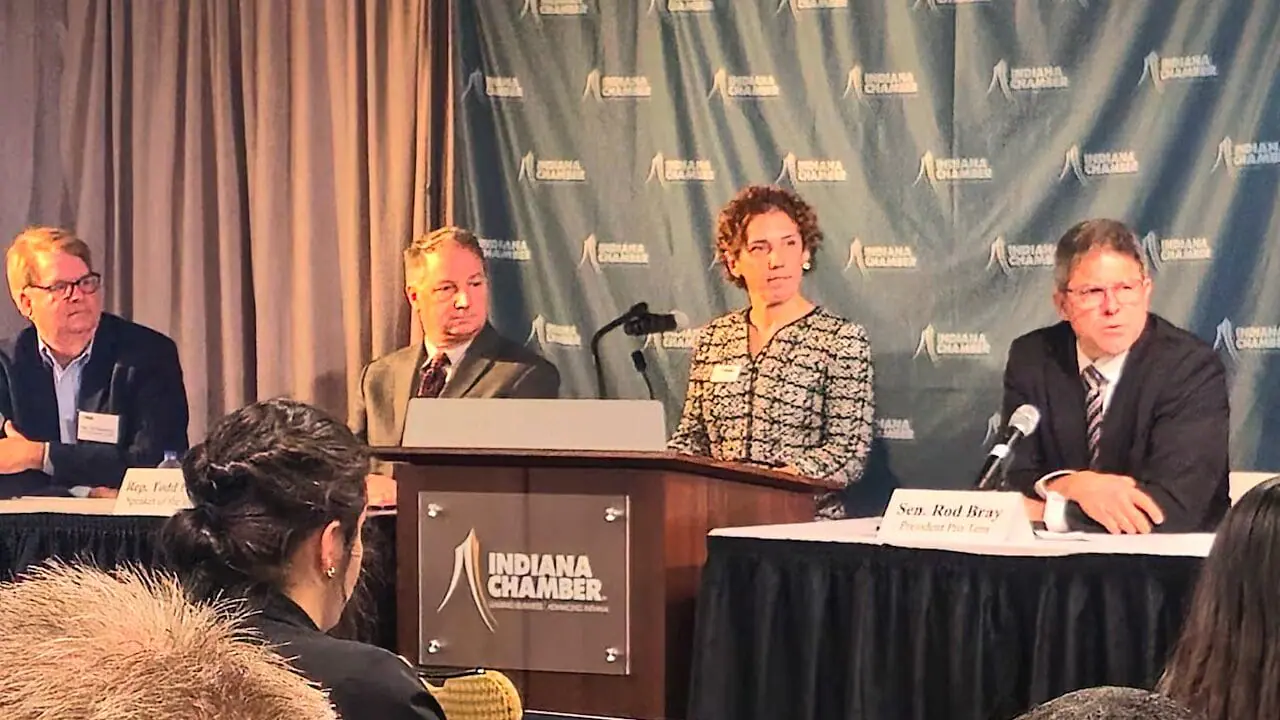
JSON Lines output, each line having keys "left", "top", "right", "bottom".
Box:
{"left": 0, "top": 312, "right": 189, "bottom": 497}
{"left": 1001, "top": 313, "right": 1230, "bottom": 532}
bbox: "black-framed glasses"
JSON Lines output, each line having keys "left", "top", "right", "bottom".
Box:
{"left": 28, "top": 272, "right": 102, "bottom": 299}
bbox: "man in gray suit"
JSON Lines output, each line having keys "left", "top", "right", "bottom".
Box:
{"left": 350, "top": 226, "right": 559, "bottom": 450}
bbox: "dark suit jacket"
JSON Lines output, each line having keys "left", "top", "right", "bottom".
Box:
{"left": 0, "top": 313, "right": 189, "bottom": 497}
{"left": 1001, "top": 313, "right": 1230, "bottom": 532}
{"left": 251, "top": 593, "right": 445, "bottom": 720}
{"left": 350, "top": 323, "right": 560, "bottom": 446}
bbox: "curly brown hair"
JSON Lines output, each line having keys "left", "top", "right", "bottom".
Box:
{"left": 714, "top": 185, "right": 824, "bottom": 289}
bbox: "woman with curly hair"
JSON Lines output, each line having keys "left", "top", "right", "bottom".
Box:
{"left": 668, "top": 184, "right": 875, "bottom": 519}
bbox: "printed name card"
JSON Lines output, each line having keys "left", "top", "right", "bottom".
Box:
{"left": 112, "top": 469, "right": 192, "bottom": 517}
{"left": 876, "top": 489, "right": 1034, "bottom": 546}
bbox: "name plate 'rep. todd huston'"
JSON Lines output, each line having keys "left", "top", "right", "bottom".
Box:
{"left": 877, "top": 489, "right": 1034, "bottom": 546}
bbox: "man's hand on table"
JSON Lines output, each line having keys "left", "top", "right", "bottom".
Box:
{"left": 1048, "top": 471, "right": 1164, "bottom": 535}
{"left": 367, "top": 473, "right": 397, "bottom": 507}
{"left": 0, "top": 422, "right": 45, "bottom": 474}
{"left": 87, "top": 487, "right": 118, "bottom": 499}
{"left": 1022, "top": 497, "right": 1045, "bottom": 523}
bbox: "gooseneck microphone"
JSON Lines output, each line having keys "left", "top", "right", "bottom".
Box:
{"left": 975, "top": 404, "right": 1041, "bottom": 491}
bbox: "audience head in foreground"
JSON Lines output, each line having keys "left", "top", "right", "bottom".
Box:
{"left": 1016, "top": 686, "right": 1201, "bottom": 720}
{"left": 161, "top": 398, "right": 443, "bottom": 720}
{"left": 668, "top": 184, "right": 875, "bottom": 519}
{"left": 0, "top": 562, "right": 337, "bottom": 720}
{"left": 1000, "top": 218, "right": 1228, "bottom": 534}
{"left": 1158, "top": 477, "right": 1280, "bottom": 720}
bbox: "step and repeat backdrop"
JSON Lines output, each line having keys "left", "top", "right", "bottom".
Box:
{"left": 450, "top": 0, "right": 1279, "bottom": 503}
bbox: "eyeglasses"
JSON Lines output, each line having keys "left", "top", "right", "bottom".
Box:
{"left": 28, "top": 272, "right": 102, "bottom": 299}
{"left": 1064, "top": 280, "right": 1145, "bottom": 309}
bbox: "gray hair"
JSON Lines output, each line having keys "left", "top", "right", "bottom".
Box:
{"left": 1053, "top": 219, "right": 1146, "bottom": 291}
{"left": 1015, "top": 686, "right": 1204, "bottom": 720}
{"left": 0, "top": 562, "right": 339, "bottom": 720}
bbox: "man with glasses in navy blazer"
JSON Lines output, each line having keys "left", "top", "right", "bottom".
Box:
{"left": 1001, "top": 219, "right": 1229, "bottom": 534}
{"left": 0, "top": 227, "right": 189, "bottom": 498}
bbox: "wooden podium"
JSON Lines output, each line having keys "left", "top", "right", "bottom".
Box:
{"left": 378, "top": 447, "right": 836, "bottom": 720}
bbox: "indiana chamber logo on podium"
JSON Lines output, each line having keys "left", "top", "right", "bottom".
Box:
{"left": 436, "top": 529, "right": 610, "bottom": 634}
{"left": 517, "top": 152, "right": 587, "bottom": 185}
{"left": 1213, "top": 318, "right": 1280, "bottom": 365}
{"left": 1211, "top": 136, "right": 1280, "bottom": 178}
{"left": 914, "top": 324, "right": 991, "bottom": 364}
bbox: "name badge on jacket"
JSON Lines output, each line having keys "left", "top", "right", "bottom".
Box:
{"left": 77, "top": 411, "right": 121, "bottom": 444}
{"left": 709, "top": 364, "right": 743, "bottom": 383}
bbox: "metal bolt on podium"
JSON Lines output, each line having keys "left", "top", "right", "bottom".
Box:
{"left": 426, "top": 639, "right": 444, "bottom": 654}
{"left": 604, "top": 647, "right": 622, "bottom": 663}
{"left": 603, "top": 506, "right": 625, "bottom": 522}
{"left": 425, "top": 503, "right": 443, "bottom": 519}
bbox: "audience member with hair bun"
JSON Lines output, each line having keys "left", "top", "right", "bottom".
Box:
{"left": 161, "top": 397, "right": 444, "bottom": 720}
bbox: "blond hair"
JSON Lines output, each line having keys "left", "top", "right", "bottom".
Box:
{"left": 404, "top": 226, "right": 486, "bottom": 286}
{"left": 0, "top": 562, "right": 338, "bottom": 720}
{"left": 6, "top": 226, "right": 94, "bottom": 306}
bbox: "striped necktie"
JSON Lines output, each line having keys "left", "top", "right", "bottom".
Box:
{"left": 1082, "top": 365, "right": 1108, "bottom": 469}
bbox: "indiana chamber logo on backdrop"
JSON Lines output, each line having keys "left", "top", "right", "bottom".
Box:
{"left": 775, "top": 152, "right": 848, "bottom": 184}
{"left": 527, "top": 314, "right": 584, "bottom": 350}
{"left": 1213, "top": 318, "right": 1280, "bottom": 365}
{"left": 775, "top": 0, "right": 849, "bottom": 15}
{"left": 914, "top": 324, "right": 991, "bottom": 364}
{"left": 912, "top": 0, "right": 992, "bottom": 9}
{"left": 988, "top": 235, "right": 1054, "bottom": 275}
{"left": 981, "top": 411, "right": 1003, "bottom": 448}
{"left": 646, "top": 0, "right": 715, "bottom": 13}
{"left": 645, "top": 153, "right": 716, "bottom": 186}
{"left": 1212, "top": 137, "right": 1280, "bottom": 177}
{"left": 708, "top": 68, "right": 780, "bottom": 100}
{"left": 518, "top": 152, "right": 587, "bottom": 184}
{"left": 579, "top": 233, "right": 650, "bottom": 271}
{"left": 520, "top": 0, "right": 590, "bottom": 19}
{"left": 914, "top": 151, "right": 993, "bottom": 188}
{"left": 641, "top": 310, "right": 700, "bottom": 353}
{"left": 1059, "top": 144, "right": 1139, "bottom": 184}
{"left": 436, "top": 529, "right": 609, "bottom": 633}
{"left": 460, "top": 70, "right": 525, "bottom": 103}
{"left": 479, "top": 236, "right": 533, "bottom": 263}
{"left": 845, "top": 236, "right": 918, "bottom": 276}
{"left": 1140, "top": 231, "right": 1212, "bottom": 272}
{"left": 582, "top": 69, "right": 653, "bottom": 101}
{"left": 1138, "top": 52, "right": 1218, "bottom": 92}
{"left": 843, "top": 65, "right": 919, "bottom": 103}
{"left": 876, "top": 417, "right": 916, "bottom": 441}
{"left": 988, "top": 60, "right": 1069, "bottom": 100}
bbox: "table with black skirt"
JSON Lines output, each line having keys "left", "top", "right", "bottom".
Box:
{"left": 687, "top": 518, "right": 1208, "bottom": 720}
{"left": 0, "top": 498, "right": 399, "bottom": 649}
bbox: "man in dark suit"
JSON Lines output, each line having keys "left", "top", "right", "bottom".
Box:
{"left": 0, "top": 227, "right": 189, "bottom": 498}
{"left": 1002, "top": 219, "right": 1229, "bottom": 534}
{"left": 350, "top": 226, "right": 559, "bottom": 450}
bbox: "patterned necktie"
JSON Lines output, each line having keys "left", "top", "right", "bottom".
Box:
{"left": 416, "top": 352, "right": 451, "bottom": 398}
{"left": 1082, "top": 365, "right": 1108, "bottom": 468}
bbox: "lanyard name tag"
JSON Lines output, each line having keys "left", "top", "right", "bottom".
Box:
{"left": 709, "top": 364, "right": 742, "bottom": 383}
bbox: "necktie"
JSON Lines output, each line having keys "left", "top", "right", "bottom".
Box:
{"left": 1082, "top": 365, "right": 1108, "bottom": 469}
{"left": 416, "top": 353, "right": 451, "bottom": 398}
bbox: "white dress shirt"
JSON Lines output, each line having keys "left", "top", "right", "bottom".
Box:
{"left": 1038, "top": 344, "right": 1130, "bottom": 531}
{"left": 36, "top": 338, "right": 94, "bottom": 493}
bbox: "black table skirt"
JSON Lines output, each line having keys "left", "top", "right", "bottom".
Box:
{"left": 688, "top": 535, "right": 1202, "bottom": 720}
{"left": 0, "top": 512, "right": 399, "bottom": 649}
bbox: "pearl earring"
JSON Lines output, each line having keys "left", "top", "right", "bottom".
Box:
{"left": 802, "top": 261, "right": 812, "bottom": 271}
{"left": 325, "top": 567, "right": 337, "bottom": 579}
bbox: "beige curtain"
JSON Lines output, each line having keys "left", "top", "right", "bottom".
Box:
{"left": 0, "top": 0, "right": 448, "bottom": 440}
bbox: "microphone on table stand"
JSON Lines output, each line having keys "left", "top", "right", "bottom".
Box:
{"left": 974, "top": 404, "right": 1041, "bottom": 491}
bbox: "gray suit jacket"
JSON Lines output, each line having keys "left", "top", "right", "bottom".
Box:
{"left": 350, "top": 324, "right": 560, "bottom": 447}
